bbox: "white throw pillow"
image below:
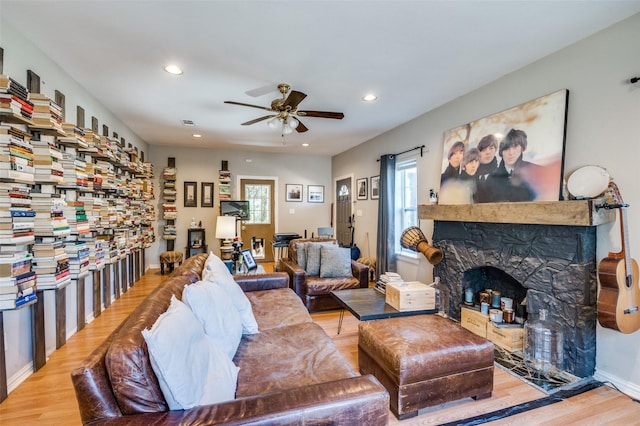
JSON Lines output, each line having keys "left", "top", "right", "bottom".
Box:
{"left": 212, "top": 274, "right": 260, "bottom": 334}
{"left": 319, "top": 245, "right": 353, "bottom": 278}
{"left": 204, "top": 251, "right": 229, "bottom": 276}
{"left": 142, "top": 295, "right": 239, "bottom": 410}
{"left": 183, "top": 280, "right": 243, "bottom": 358}
{"left": 202, "top": 253, "right": 260, "bottom": 335}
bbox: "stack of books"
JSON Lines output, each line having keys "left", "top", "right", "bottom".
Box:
{"left": 375, "top": 272, "right": 403, "bottom": 294}
{"left": 78, "top": 195, "right": 103, "bottom": 233}
{"left": 27, "top": 93, "right": 63, "bottom": 132}
{"left": 84, "top": 238, "right": 105, "bottom": 271}
{"left": 0, "top": 253, "right": 37, "bottom": 310}
{"left": 64, "top": 240, "right": 90, "bottom": 278}
{"left": 31, "top": 239, "right": 71, "bottom": 290}
{"left": 81, "top": 129, "right": 100, "bottom": 153}
{"left": 114, "top": 230, "right": 127, "bottom": 260}
{"left": 31, "top": 136, "right": 65, "bottom": 184}
{"left": 83, "top": 159, "right": 95, "bottom": 192}
{"left": 0, "top": 182, "right": 35, "bottom": 245}
{"left": 98, "top": 159, "right": 116, "bottom": 190}
{"left": 0, "top": 124, "right": 35, "bottom": 184}
{"left": 58, "top": 123, "right": 87, "bottom": 148}
{"left": 162, "top": 202, "right": 177, "bottom": 220}
{"left": 31, "top": 191, "right": 71, "bottom": 237}
{"left": 63, "top": 200, "right": 90, "bottom": 236}
{"left": 0, "top": 75, "right": 33, "bottom": 120}
{"left": 59, "top": 152, "right": 88, "bottom": 189}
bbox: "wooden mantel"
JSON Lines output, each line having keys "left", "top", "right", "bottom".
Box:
{"left": 419, "top": 200, "right": 615, "bottom": 226}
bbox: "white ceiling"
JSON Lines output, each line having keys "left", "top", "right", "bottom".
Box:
{"left": 2, "top": 1, "right": 640, "bottom": 156}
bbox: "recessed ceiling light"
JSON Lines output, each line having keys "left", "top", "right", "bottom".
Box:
{"left": 164, "top": 64, "right": 183, "bottom": 75}
{"left": 362, "top": 94, "right": 377, "bottom": 102}
{"left": 302, "top": 143, "right": 309, "bottom": 147}
{"left": 192, "top": 134, "right": 202, "bottom": 138}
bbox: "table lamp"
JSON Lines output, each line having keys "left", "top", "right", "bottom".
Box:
{"left": 215, "top": 215, "right": 236, "bottom": 261}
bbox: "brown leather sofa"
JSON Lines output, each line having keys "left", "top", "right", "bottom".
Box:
{"left": 278, "top": 238, "right": 369, "bottom": 311}
{"left": 71, "top": 253, "right": 389, "bottom": 425}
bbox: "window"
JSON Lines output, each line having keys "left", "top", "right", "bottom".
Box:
{"left": 244, "top": 184, "right": 270, "bottom": 224}
{"left": 395, "top": 157, "right": 418, "bottom": 254}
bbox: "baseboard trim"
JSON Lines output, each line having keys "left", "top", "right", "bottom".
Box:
{"left": 7, "top": 362, "right": 34, "bottom": 394}
{"left": 594, "top": 369, "right": 640, "bottom": 400}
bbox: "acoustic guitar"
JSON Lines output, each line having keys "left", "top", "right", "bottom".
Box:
{"left": 597, "top": 182, "right": 640, "bottom": 334}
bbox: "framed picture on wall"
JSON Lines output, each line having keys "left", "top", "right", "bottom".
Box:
{"left": 286, "top": 184, "right": 303, "bottom": 202}
{"left": 184, "top": 181, "right": 197, "bottom": 207}
{"left": 201, "top": 182, "right": 214, "bottom": 207}
{"left": 370, "top": 175, "right": 380, "bottom": 200}
{"left": 439, "top": 89, "right": 568, "bottom": 204}
{"left": 357, "top": 178, "right": 368, "bottom": 200}
{"left": 308, "top": 185, "right": 324, "bottom": 203}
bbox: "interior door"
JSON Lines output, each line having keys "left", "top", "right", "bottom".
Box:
{"left": 335, "top": 177, "right": 352, "bottom": 246}
{"left": 240, "top": 179, "right": 275, "bottom": 262}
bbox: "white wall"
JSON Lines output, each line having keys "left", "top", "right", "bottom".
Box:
{"left": 148, "top": 146, "right": 332, "bottom": 266}
{"left": 333, "top": 13, "right": 640, "bottom": 397}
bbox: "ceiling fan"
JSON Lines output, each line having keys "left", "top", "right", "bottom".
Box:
{"left": 224, "top": 83, "right": 344, "bottom": 133}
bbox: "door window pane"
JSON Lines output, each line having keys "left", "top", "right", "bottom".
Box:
{"left": 244, "top": 184, "right": 270, "bottom": 224}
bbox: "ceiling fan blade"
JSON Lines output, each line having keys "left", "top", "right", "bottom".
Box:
{"left": 245, "top": 84, "right": 277, "bottom": 97}
{"left": 297, "top": 110, "right": 344, "bottom": 119}
{"left": 284, "top": 90, "right": 307, "bottom": 110}
{"left": 224, "top": 100, "right": 273, "bottom": 111}
{"left": 241, "top": 115, "right": 276, "bottom": 126}
{"left": 295, "top": 119, "right": 309, "bottom": 133}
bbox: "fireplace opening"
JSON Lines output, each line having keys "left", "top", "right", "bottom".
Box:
{"left": 462, "top": 266, "right": 527, "bottom": 310}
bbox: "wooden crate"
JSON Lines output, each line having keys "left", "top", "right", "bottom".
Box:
{"left": 460, "top": 306, "right": 489, "bottom": 338}
{"left": 385, "top": 281, "right": 435, "bottom": 311}
{"left": 486, "top": 322, "right": 524, "bottom": 352}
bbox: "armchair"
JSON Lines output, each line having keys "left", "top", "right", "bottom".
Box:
{"left": 278, "top": 238, "right": 369, "bottom": 311}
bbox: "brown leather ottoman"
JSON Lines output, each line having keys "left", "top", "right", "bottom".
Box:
{"left": 358, "top": 315, "right": 494, "bottom": 419}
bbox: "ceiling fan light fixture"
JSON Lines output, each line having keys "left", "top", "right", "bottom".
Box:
{"left": 267, "top": 117, "right": 280, "bottom": 129}
{"left": 287, "top": 116, "right": 299, "bottom": 129}
{"left": 283, "top": 125, "right": 293, "bottom": 135}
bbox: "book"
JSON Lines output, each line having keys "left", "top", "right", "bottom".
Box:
{"left": 0, "top": 291, "right": 37, "bottom": 310}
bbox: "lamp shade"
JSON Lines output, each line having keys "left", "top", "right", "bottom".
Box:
{"left": 215, "top": 215, "right": 237, "bottom": 239}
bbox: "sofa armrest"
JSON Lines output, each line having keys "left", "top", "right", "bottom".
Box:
{"left": 351, "top": 260, "right": 370, "bottom": 288}
{"left": 234, "top": 272, "right": 289, "bottom": 292}
{"left": 277, "top": 258, "right": 307, "bottom": 299}
{"left": 88, "top": 375, "right": 389, "bottom": 426}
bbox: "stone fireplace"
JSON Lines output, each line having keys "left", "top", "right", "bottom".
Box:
{"left": 420, "top": 200, "right": 614, "bottom": 379}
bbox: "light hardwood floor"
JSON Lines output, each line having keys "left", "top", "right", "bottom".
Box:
{"left": 0, "top": 267, "right": 638, "bottom": 425}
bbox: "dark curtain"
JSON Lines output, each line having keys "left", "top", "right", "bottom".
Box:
{"left": 376, "top": 154, "right": 396, "bottom": 280}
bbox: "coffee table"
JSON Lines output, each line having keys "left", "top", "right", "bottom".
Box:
{"left": 330, "top": 288, "right": 437, "bottom": 334}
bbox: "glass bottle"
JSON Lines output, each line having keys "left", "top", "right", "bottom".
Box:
{"left": 524, "top": 308, "right": 564, "bottom": 374}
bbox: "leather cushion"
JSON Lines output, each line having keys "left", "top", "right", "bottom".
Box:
{"left": 245, "top": 288, "right": 312, "bottom": 330}
{"left": 358, "top": 315, "right": 494, "bottom": 385}
{"left": 233, "top": 322, "right": 357, "bottom": 398}
{"left": 305, "top": 276, "right": 360, "bottom": 296}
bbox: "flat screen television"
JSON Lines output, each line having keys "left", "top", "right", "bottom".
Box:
{"left": 220, "top": 200, "right": 250, "bottom": 220}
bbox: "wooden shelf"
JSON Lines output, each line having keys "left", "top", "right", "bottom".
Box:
{"left": 419, "top": 199, "right": 615, "bottom": 226}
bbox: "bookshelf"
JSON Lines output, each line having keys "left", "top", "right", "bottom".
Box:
{"left": 0, "top": 64, "right": 156, "bottom": 402}
{"left": 162, "top": 158, "right": 177, "bottom": 251}
{"left": 186, "top": 227, "right": 207, "bottom": 258}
